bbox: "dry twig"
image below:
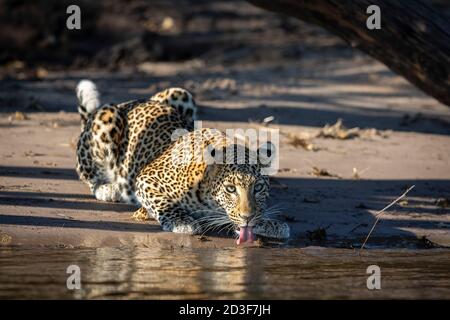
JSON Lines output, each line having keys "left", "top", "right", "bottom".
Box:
{"left": 360, "top": 185, "right": 415, "bottom": 251}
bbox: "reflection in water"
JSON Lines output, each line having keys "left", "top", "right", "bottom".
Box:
{"left": 198, "top": 248, "right": 251, "bottom": 299}
{"left": 0, "top": 246, "right": 449, "bottom": 299}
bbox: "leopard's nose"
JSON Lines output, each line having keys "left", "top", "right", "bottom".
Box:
{"left": 238, "top": 213, "right": 254, "bottom": 223}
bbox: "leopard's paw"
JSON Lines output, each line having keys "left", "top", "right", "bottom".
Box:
{"left": 132, "top": 207, "right": 150, "bottom": 221}
{"left": 172, "top": 222, "right": 199, "bottom": 235}
{"left": 94, "top": 184, "right": 121, "bottom": 202}
{"left": 161, "top": 216, "right": 201, "bottom": 235}
{"left": 253, "top": 220, "right": 290, "bottom": 240}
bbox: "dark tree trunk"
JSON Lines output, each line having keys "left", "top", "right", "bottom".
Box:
{"left": 247, "top": 0, "right": 450, "bottom": 106}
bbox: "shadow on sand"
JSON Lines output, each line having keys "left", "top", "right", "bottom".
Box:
{"left": 0, "top": 165, "right": 448, "bottom": 246}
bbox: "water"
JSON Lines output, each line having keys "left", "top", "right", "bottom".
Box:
{"left": 0, "top": 246, "right": 449, "bottom": 299}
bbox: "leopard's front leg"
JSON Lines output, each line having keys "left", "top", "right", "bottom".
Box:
{"left": 135, "top": 177, "right": 201, "bottom": 234}
{"left": 150, "top": 204, "right": 202, "bottom": 235}
{"left": 253, "top": 219, "right": 290, "bottom": 240}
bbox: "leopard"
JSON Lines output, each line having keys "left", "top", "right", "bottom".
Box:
{"left": 75, "top": 80, "right": 289, "bottom": 243}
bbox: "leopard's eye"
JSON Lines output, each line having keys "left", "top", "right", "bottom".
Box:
{"left": 254, "top": 184, "right": 264, "bottom": 192}
{"left": 225, "top": 185, "right": 236, "bottom": 193}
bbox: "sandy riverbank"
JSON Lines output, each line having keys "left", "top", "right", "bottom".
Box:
{"left": 1, "top": 49, "right": 449, "bottom": 249}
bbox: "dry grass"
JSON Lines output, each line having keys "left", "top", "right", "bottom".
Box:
{"left": 316, "top": 119, "right": 389, "bottom": 140}
{"left": 352, "top": 167, "right": 370, "bottom": 179}
{"left": 310, "top": 166, "right": 340, "bottom": 178}
{"left": 435, "top": 198, "right": 450, "bottom": 208}
{"left": 286, "top": 133, "right": 318, "bottom": 151}
{"left": 8, "top": 111, "right": 28, "bottom": 121}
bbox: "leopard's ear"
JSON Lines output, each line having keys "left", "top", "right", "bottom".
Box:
{"left": 204, "top": 162, "right": 220, "bottom": 179}
{"left": 204, "top": 143, "right": 226, "bottom": 165}
{"left": 257, "top": 141, "right": 276, "bottom": 168}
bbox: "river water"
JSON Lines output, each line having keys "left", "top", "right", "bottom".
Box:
{"left": 0, "top": 246, "right": 449, "bottom": 299}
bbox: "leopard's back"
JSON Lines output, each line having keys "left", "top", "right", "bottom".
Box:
{"left": 116, "top": 100, "right": 191, "bottom": 189}
{"left": 75, "top": 80, "right": 197, "bottom": 204}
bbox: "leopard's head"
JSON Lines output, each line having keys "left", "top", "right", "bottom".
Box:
{"left": 200, "top": 143, "right": 275, "bottom": 243}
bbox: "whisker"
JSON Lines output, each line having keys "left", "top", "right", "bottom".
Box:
{"left": 265, "top": 205, "right": 285, "bottom": 212}
{"left": 264, "top": 208, "right": 283, "bottom": 214}
{"left": 264, "top": 211, "right": 283, "bottom": 218}
{"left": 196, "top": 216, "right": 228, "bottom": 224}
{"left": 217, "top": 222, "right": 234, "bottom": 235}
{"left": 199, "top": 218, "right": 230, "bottom": 229}
{"left": 201, "top": 220, "right": 232, "bottom": 236}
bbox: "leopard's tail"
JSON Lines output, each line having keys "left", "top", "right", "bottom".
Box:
{"left": 76, "top": 80, "right": 101, "bottom": 130}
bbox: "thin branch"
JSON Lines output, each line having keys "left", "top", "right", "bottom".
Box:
{"left": 360, "top": 185, "right": 416, "bottom": 251}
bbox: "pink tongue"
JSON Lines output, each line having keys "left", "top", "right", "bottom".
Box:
{"left": 236, "top": 227, "right": 255, "bottom": 245}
